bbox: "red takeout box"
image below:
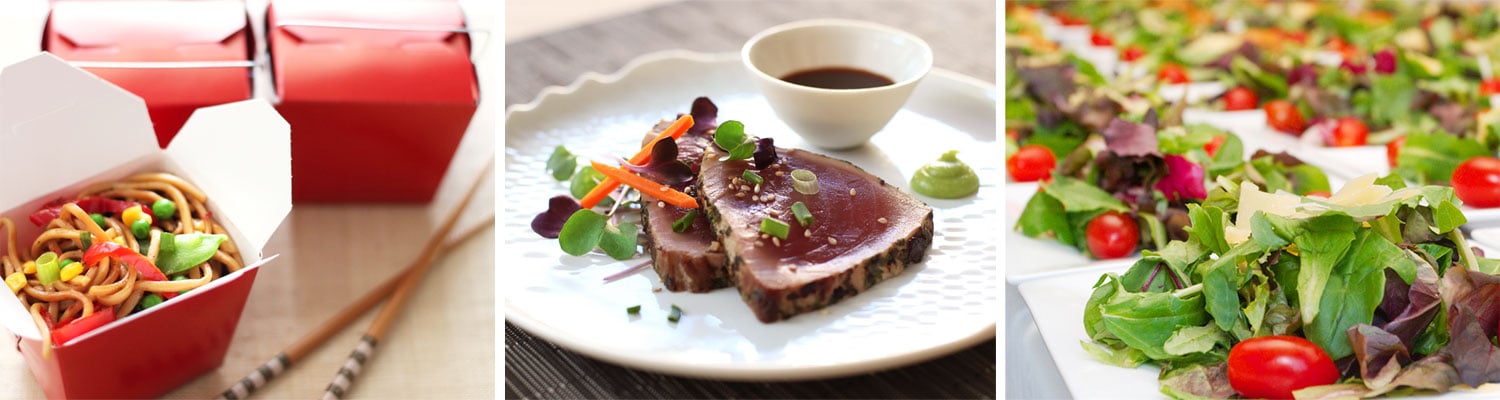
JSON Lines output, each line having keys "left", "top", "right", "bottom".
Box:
{"left": 268, "top": 0, "right": 479, "bottom": 203}
{"left": 0, "top": 54, "right": 290, "bottom": 399}
{"left": 43, "top": 0, "right": 254, "bottom": 149}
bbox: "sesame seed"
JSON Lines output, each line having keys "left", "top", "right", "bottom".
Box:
{"left": 850, "top": 188, "right": 857, "bottom": 196}
{"left": 768, "top": 209, "right": 781, "bottom": 216}
{"left": 805, "top": 229, "right": 812, "bottom": 237}
{"left": 658, "top": 186, "right": 669, "bottom": 192}
{"left": 776, "top": 171, "right": 785, "bottom": 176}
{"left": 772, "top": 237, "right": 781, "bottom": 247}
{"left": 790, "top": 265, "right": 799, "bottom": 273}
{"left": 740, "top": 185, "right": 751, "bottom": 191}
{"left": 754, "top": 184, "right": 761, "bottom": 193}
{"left": 736, "top": 192, "right": 746, "bottom": 198}
{"left": 878, "top": 217, "right": 888, "bottom": 224}
{"left": 653, "top": 287, "right": 663, "bottom": 293}
{"left": 760, "top": 233, "right": 769, "bottom": 239}
{"left": 829, "top": 237, "right": 838, "bottom": 245}
{"left": 657, "top": 201, "right": 665, "bottom": 208}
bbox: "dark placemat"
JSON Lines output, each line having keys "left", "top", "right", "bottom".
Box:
{"left": 505, "top": 1, "right": 996, "bottom": 398}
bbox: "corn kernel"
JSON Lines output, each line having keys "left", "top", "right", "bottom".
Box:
{"left": 23, "top": 260, "right": 36, "bottom": 274}
{"left": 60, "top": 262, "right": 84, "bottom": 282}
{"left": 69, "top": 275, "right": 91, "bottom": 287}
{"left": 112, "top": 235, "right": 126, "bottom": 245}
{"left": 121, "top": 205, "right": 150, "bottom": 228}
{"left": 6, "top": 273, "right": 24, "bottom": 293}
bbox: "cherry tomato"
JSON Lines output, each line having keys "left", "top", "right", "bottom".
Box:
{"left": 1055, "top": 13, "right": 1088, "bottom": 26}
{"left": 1228, "top": 336, "right": 1340, "bottom": 400}
{"left": 1089, "top": 31, "right": 1113, "bottom": 47}
{"left": 1223, "top": 86, "right": 1259, "bottom": 111}
{"left": 1453, "top": 157, "right": 1500, "bottom": 208}
{"left": 1204, "top": 135, "right": 1227, "bottom": 157}
{"left": 1283, "top": 30, "right": 1308, "bottom": 45}
{"left": 1306, "top": 191, "right": 1331, "bottom": 198}
{"left": 1328, "top": 117, "right": 1368, "bottom": 147}
{"left": 1085, "top": 211, "right": 1139, "bottom": 259}
{"left": 1386, "top": 135, "right": 1406, "bottom": 168}
{"left": 1264, "top": 100, "right": 1306, "bottom": 134}
{"left": 1120, "top": 45, "right": 1145, "bottom": 62}
{"left": 1007, "top": 145, "right": 1056, "bottom": 182}
{"left": 1158, "top": 63, "right": 1190, "bottom": 84}
{"left": 1481, "top": 79, "right": 1500, "bottom": 97}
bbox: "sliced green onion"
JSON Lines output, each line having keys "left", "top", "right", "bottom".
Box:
{"left": 36, "top": 252, "right": 60, "bottom": 285}
{"left": 667, "top": 304, "right": 683, "bottom": 323}
{"left": 760, "top": 218, "right": 790, "bottom": 239}
{"left": 672, "top": 210, "right": 698, "bottom": 233}
{"left": 791, "top": 202, "right": 814, "bottom": 227}
{"left": 742, "top": 170, "right": 763, "bottom": 185}
{"left": 79, "top": 231, "right": 91, "bottom": 250}
{"left": 626, "top": 305, "right": 641, "bottom": 315}
{"left": 791, "top": 169, "right": 818, "bottom": 195}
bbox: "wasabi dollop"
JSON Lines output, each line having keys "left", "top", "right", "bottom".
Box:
{"left": 910, "top": 150, "right": 979, "bottom": 199}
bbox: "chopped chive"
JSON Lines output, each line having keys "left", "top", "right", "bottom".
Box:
{"left": 741, "top": 170, "right": 763, "bottom": 185}
{"left": 626, "top": 305, "right": 641, "bottom": 315}
{"left": 668, "top": 304, "right": 683, "bottom": 322}
{"left": 672, "top": 210, "right": 698, "bottom": 233}
{"left": 760, "top": 218, "right": 790, "bottom": 240}
{"left": 791, "top": 202, "right": 813, "bottom": 227}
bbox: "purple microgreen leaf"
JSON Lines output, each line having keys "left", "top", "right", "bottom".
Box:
{"left": 1378, "top": 262, "right": 1442, "bottom": 349}
{"left": 621, "top": 139, "right": 695, "bottom": 186}
{"left": 531, "top": 196, "right": 582, "bottom": 238}
{"left": 1438, "top": 265, "right": 1500, "bottom": 387}
{"left": 1153, "top": 155, "right": 1206, "bottom": 202}
{"left": 1102, "top": 118, "right": 1161, "bottom": 157}
{"left": 1141, "top": 108, "right": 1160, "bottom": 130}
{"left": 753, "top": 137, "right": 778, "bottom": 169}
{"left": 688, "top": 97, "right": 719, "bottom": 136}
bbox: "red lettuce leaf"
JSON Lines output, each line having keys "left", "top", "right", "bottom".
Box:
{"left": 1102, "top": 117, "right": 1160, "bottom": 157}
{"left": 1348, "top": 324, "right": 1410, "bottom": 388}
{"left": 687, "top": 97, "right": 719, "bottom": 137}
{"left": 1438, "top": 265, "right": 1500, "bottom": 387}
{"left": 1376, "top": 262, "right": 1442, "bottom": 350}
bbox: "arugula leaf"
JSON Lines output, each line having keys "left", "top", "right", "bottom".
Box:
{"left": 1394, "top": 131, "right": 1490, "bottom": 185}
{"left": 1042, "top": 176, "right": 1131, "bottom": 213}
{"left": 1304, "top": 229, "right": 1409, "bottom": 360}
{"left": 1162, "top": 325, "right": 1230, "bottom": 356}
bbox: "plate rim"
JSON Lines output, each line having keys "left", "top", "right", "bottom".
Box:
{"left": 503, "top": 49, "right": 999, "bottom": 381}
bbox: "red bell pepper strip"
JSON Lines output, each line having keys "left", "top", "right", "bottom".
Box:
{"left": 50, "top": 307, "right": 115, "bottom": 346}
{"left": 83, "top": 242, "right": 175, "bottom": 299}
{"left": 29, "top": 197, "right": 139, "bottom": 226}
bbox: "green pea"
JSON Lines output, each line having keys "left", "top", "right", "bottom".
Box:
{"left": 152, "top": 199, "right": 176, "bottom": 221}
{"left": 79, "top": 232, "right": 91, "bottom": 250}
{"left": 173, "top": 275, "right": 191, "bottom": 295}
{"left": 90, "top": 213, "right": 107, "bottom": 228}
{"left": 139, "top": 293, "right": 165, "bottom": 310}
{"left": 131, "top": 219, "right": 150, "bottom": 239}
{"left": 59, "top": 259, "right": 75, "bottom": 268}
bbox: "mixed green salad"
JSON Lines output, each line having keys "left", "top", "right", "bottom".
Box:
{"left": 1082, "top": 175, "right": 1500, "bottom": 398}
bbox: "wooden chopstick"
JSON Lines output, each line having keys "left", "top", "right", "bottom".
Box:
{"left": 216, "top": 162, "right": 493, "bottom": 400}
{"left": 320, "top": 160, "right": 492, "bottom": 400}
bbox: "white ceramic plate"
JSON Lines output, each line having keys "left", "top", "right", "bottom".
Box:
{"left": 503, "top": 50, "right": 998, "bottom": 380}
{"left": 1017, "top": 259, "right": 1500, "bottom": 399}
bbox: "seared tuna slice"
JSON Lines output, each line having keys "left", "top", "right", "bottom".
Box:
{"left": 639, "top": 99, "right": 729, "bottom": 292}
{"left": 698, "top": 146, "right": 934, "bottom": 322}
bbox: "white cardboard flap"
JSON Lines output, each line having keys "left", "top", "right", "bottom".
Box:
{"left": 0, "top": 53, "right": 158, "bottom": 213}
{"left": 165, "top": 100, "right": 290, "bottom": 253}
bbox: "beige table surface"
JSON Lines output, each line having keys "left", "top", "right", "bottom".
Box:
{"left": 0, "top": 0, "right": 500, "bottom": 398}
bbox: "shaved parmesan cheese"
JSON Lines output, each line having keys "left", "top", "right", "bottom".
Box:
{"left": 1227, "top": 181, "right": 1302, "bottom": 244}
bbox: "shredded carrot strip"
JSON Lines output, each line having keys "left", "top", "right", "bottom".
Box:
{"left": 580, "top": 115, "right": 694, "bottom": 208}
{"left": 590, "top": 161, "right": 698, "bottom": 209}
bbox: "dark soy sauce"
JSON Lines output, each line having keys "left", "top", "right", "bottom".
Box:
{"left": 779, "top": 67, "right": 894, "bottom": 89}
